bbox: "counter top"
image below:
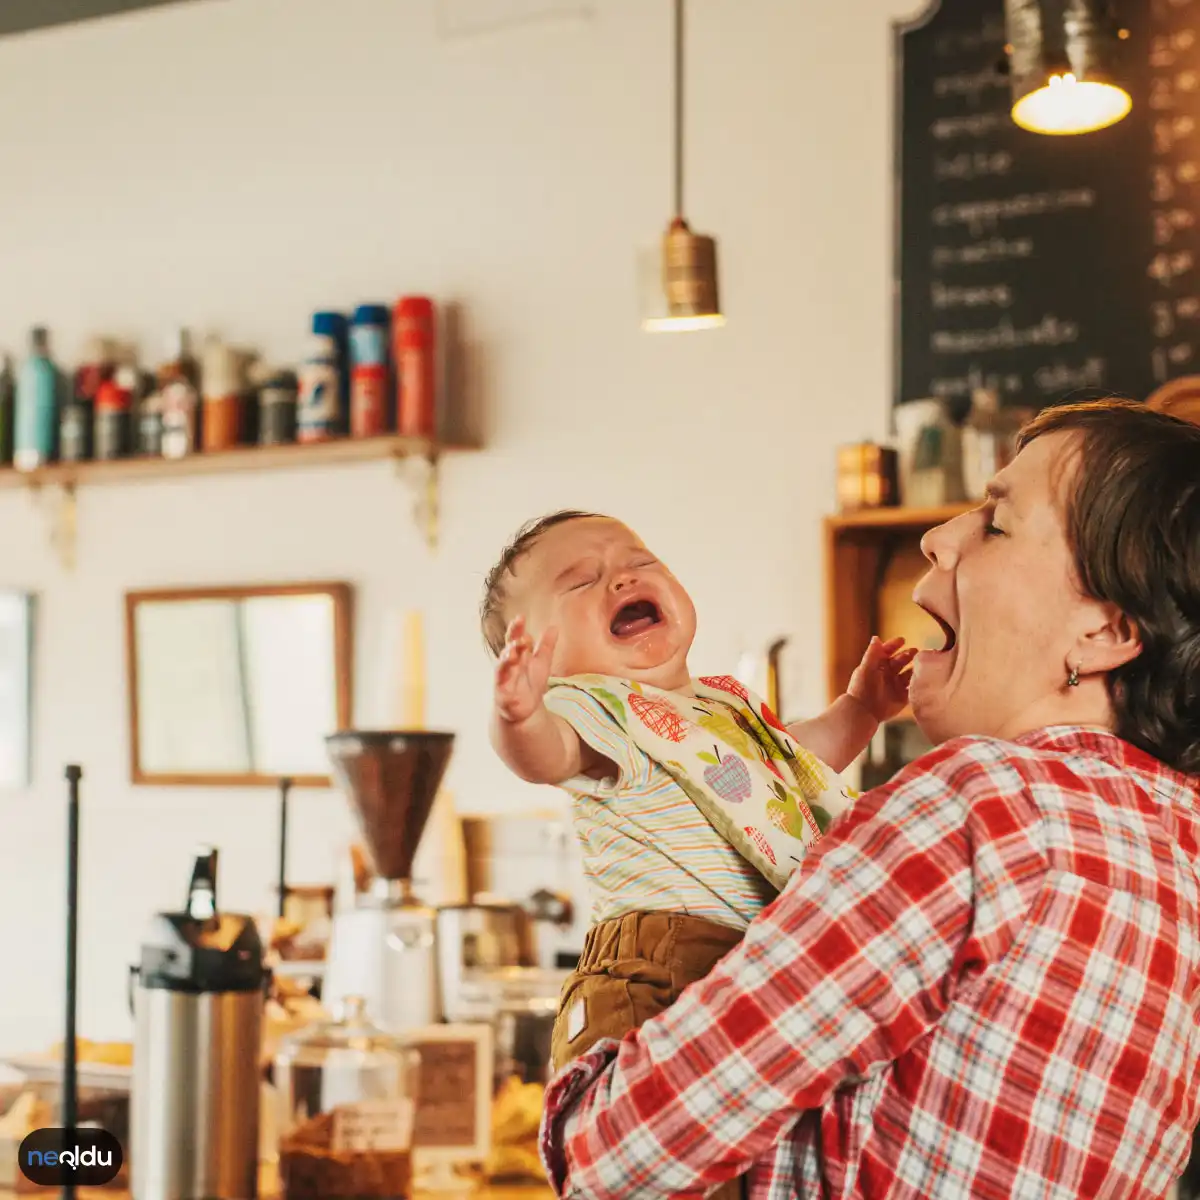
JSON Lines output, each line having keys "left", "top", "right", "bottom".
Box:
{"left": 0, "top": 1186, "right": 552, "bottom": 1199}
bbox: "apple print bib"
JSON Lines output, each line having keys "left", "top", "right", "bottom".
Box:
{"left": 548, "top": 673, "right": 858, "bottom": 892}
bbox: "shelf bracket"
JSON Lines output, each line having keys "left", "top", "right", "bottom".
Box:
{"left": 26, "top": 480, "right": 78, "bottom": 571}
{"left": 395, "top": 451, "right": 440, "bottom": 550}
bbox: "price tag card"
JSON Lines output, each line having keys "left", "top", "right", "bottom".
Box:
{"left": 331, "top": 1098, "right": 415, "bottom": 1153}
{"left": 400, "top": 1023, "right": 494, "bottom": 1163}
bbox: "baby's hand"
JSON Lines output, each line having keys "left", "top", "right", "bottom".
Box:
{"left": 848, "top": 635, "right": 917, "bottom": 723}
{"left": 495, "top": 616, "right": 559, "bottom": 724}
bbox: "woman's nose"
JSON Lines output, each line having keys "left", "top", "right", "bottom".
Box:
{"left": 920, "top": 517, "right": 962, "bottom": 569}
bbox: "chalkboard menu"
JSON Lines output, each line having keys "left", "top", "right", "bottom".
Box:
{"left": 895, "top": 0, "right": 1200, "bottom": 409}
{"left": 0, "top": 1, "right": 196, "bottom": 39}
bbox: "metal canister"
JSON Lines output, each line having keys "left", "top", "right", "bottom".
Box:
{"left": 201, "top": 342, "right": 244, "bottom": 451}
{"left": 297, "top": 311, "right": 346, "bottom": 442}
{"left": 257, "top": 370, "right": 298, "bottom": 446}
{"left": 94, "top": 366, "right": 135, "bottom": 461}
{"left": 349, "top": 304, "right": 390, "bottom": 437}
{"left": 137, "top": 399, "right": 164, "bottom": 457}
{"left": 393, "top": 296, "right": 436, "bottom": 437}
{"left": 94, "top": 409, "right": 129, "bottom": 460}
{"left": 59, "top": 400, "right": 93, "bottom": 462}
{"left": 130, "top": 847, "right": 266, "bottom": 1200}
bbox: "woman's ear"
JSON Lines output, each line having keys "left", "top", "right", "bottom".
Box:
{"left": 1076, "top": 603, "right": 1142, "bottom": 674}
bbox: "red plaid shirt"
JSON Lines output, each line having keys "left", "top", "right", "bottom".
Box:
{"left": 539, "top": 728, "right": 1200, "bottom": 1199}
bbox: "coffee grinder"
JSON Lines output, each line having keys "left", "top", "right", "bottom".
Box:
{"left": 323, "top": 730, "right": 455, "bottom": 1032}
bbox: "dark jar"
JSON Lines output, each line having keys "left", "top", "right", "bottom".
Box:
{"left": 59, "top": 400, "right": 94, "bottom": 462}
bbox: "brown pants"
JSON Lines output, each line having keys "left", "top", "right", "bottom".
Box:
{"left": 552, "top": 912, "right": 747, "bottom": 1200}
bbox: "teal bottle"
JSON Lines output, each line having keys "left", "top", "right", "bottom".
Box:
{"left": 0, "top": 355, "right": 14, "bottom": 466}
{"left": 14, "top": 327, "right": 59, "bottom": 471}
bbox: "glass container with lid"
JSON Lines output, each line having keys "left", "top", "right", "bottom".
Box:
{"left": 273, "top": 996, "right": 420, "bottom": 1200}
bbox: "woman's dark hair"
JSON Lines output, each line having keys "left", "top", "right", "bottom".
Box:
{"left": 480, "top": 510, "right": 604, "bottom": 655}
{"left": 1018, "top": 397, "right": 1200, "bottom": 775}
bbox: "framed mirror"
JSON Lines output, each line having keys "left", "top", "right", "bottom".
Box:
{"left": 0, "top": 592, "right": 34, "bottom": 791}
{"left": 125, "top": 582, "right": 353, "bottom": 787}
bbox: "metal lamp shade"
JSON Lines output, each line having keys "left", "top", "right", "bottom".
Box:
{"left": 641, "top": 218, "right": 725, "bottom": 333}
{"left": 1005, "top": 0, "right": 1131, "bottom": 135}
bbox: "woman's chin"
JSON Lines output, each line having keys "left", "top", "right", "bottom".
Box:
{"left": 908, "top": 658, "right": 955, "bottom": 742}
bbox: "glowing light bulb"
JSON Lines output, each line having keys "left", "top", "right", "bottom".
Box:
{"left": 1012, "top": 71, "right": 1131, "bottom": 135}
{"left": 641, "top": 313, "right": 727, "bottom": 333}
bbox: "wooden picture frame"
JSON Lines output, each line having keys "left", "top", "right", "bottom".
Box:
{"left": 0, "top": 592, "right": 34, "bottom": 791}
{"left": 125, "top": 581, "right": 353, "bottom": 788}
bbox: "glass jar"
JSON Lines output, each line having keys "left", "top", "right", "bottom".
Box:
{"left": 273, "top": 996, "right": 420, "bottom": 1200}
{"left": 456, "top": 966, "right": 566, "bottom": 1088}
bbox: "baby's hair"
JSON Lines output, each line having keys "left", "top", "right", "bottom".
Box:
{"left": 481, "top": 510, "right": 606, "bottom": 655}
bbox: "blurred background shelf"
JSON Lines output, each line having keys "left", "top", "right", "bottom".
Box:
{"left": 826, "top": 501, "right": 971, "bottom": 533}
{"left": 0, "top": 434, "right": 476, "bottom": 491}
{"left": 824, "top": 503, "right": 969, "bottom": 703}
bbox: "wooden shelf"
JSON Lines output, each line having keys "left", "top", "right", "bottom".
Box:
{"left": 0, "top": 433, "right": 470, "bottom": 491}
{"left": 824, "top": 502, "right": 970, "bottom": 705}
{"left": 825, "top": 501, "right": 973, "bottom": 532}
{"left": 0, "top": 434, "right": 477, "bottom": 564}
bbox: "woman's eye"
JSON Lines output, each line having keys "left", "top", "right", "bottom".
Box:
{"left": 984, "top": 522, "right": 1006, "bottom": 537}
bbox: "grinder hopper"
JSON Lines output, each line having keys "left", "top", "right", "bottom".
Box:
{"left": 325, "top": 730, "right": 455, "bottom": 899}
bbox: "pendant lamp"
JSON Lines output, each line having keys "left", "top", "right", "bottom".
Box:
{"left": 1004, "top": 0, "right": 1131, "bottom": 135}
{"left": 641, "top": 0, "right": 724, "bottom": 332}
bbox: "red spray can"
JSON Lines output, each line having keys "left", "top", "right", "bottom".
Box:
{"left": 392, "top": 296, "right": 436, "bottom": 438}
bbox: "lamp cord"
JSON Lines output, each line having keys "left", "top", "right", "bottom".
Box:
{"left": 673, "top": 0, "right": 684, "bottom": 219}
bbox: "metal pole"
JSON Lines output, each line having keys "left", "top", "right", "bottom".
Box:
{"left": 278, "top": 777, "right": 293, "bottom": 918}
{"left": 673, "top": 0, "right": 685, "bottom": 219}
{"left": 63, "top": 764, "right": 82, "bottom": 1200}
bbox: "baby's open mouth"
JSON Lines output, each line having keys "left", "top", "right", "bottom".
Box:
{"left": 610, "top": 599, "right": 662, "bottom": 639}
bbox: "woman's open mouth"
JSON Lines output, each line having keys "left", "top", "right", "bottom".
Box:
{"left": 610, "top": 599, "right": 662, "bottom": 639}
{"left": 917, "top": 603, "right": 957, "bottom": 653}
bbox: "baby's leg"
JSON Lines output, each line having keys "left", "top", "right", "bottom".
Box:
{"left": 551, "top": 911, "right": 747, "bottom": 1199}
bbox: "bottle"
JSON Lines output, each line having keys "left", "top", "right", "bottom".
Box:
{"left": 14, "top": 327, "right": 59, "bottom": 471}
{"left": 349, "top": 304, "right": 391, "bottom": 438}
{"left": 72, "top": 337, "right": 113, "bottom": 411}
{"left": 296, "top": 315, "right": 344, "bottom": 443}
{"left": 64, "top": 337, "right": 114, "bottom": 463}
{"left": 59, "top": 399, "right": 93, "bottom": 462}
{"left": 0, "top": 355, "right": 15, "bottom": 466}
{"left": 258, "top": 369, "right": 298, "bottom": 446}
{"left": 137, "top": 393, "right": 164, "bottom": 457}
{"left": 201, "top": 340, "right": 244, "bottom": 451}
{"left": 94, "top": 365, "right": 135, "bottom": 460}
{"left": 317, "top": 309, "right": 350, "bottom": 428}
{"left": 159, "top": 329, "right": 202, "bottom": 459}
{"left": 393, "top": 297, "right": 437, "bottom": 438}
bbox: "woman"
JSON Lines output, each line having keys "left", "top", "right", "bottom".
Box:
{"left": 538, "top": 397, "right": 1200, "bottom": 1199}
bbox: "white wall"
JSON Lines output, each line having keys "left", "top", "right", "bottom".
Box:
{"left": 0, "top": 0, "right": 918, "bottom": 1052}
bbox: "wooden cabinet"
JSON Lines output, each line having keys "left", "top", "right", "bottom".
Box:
{"left": 823, "top": 503, "right": 971, "bottom": 705}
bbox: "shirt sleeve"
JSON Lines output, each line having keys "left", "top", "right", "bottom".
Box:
{"left": 538, "top": 737, "right": 1043, "bottom": 1199}
{"left": 544, "top": 685, "right": 654, "bottom": 798}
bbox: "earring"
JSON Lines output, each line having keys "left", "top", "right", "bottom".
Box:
{"left": 1067, "top": 664, "right": 1081, "bottom": 688}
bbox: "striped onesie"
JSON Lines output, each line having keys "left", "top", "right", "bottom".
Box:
{"left": 544, "top": 685, "right": 776, "bottom": 931}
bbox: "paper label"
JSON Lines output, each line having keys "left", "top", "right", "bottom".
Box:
{"left": 331, "top": 1098, "right": 415, "bottom": 1153}
{"left": 567, "top": 997, "right": 586, "bottom": 1043}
